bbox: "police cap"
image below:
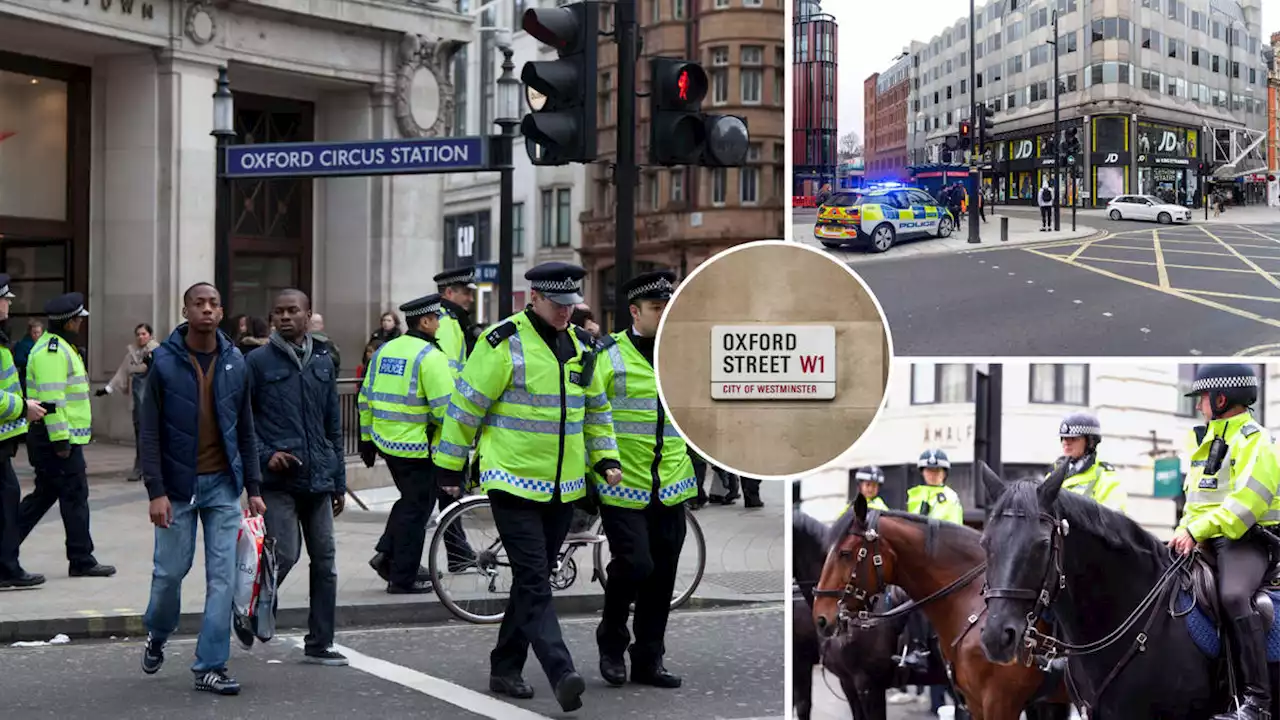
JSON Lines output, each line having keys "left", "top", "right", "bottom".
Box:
{"left": 525, "top": 262, "right": 586, "bottom": 306}
{"left": 0, "top": 274, "right": 15, "bottom": 299}
{"left": 399, "top": 293, "right": 443, "bottom": 319}
{"left": 434, "top": 266, "right": 477, "bottom": 291}
{"left": 46, "top": 292, "right": 88, "bottom": 320}
{"left": 622, "top": 270, "right": 677, "bottom": 305}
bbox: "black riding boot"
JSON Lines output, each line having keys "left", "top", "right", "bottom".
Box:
{"left": 1214, "top": 615, "right": 1272, "bottom": 720}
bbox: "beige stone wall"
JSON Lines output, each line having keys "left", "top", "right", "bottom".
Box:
{"left": 657, "top": 244, "right": 890, "bottom": 477}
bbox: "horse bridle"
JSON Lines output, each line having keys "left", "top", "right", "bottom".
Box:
{"left": 981, "top": 508, "right": 1070, "bottom": 666}
{"left": 812, "top": 511, "right": 890, "bottom": 634}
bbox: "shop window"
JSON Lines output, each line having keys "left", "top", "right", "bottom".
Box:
{"left": 0, "top": 70, "right": 68, "bottom": 222}
{"left": 1030, "top": 364, "right": 1089, "bottom": 405}
{"left": 3, "top": 242, "right": 67, "bottom": 325}
{"left": 912, "top": 363, "right": 974, "bottom": 405}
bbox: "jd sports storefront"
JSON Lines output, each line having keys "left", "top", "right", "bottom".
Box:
{"left": 985, "top": 118, "right": 1085, "bottom": 207}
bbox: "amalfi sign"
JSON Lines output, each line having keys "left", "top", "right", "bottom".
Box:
{"left": 57, "top": 0, "right": 155, "bottom": 18}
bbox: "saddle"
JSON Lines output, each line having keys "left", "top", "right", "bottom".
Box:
{"left": 1182, "top": 546, "right": 1280, "bottom": 631}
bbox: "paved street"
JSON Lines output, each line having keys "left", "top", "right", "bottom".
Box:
{"left": 1, "top": 459, "right": 784, "bottom": 641}
{"left": 0, "top": 605, "right": 783, "bottom": 720}
{"left": 852, "top": 223, "right": 1280, "bottom": 356}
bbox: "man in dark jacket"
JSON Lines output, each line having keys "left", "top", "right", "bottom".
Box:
{"left": 247, "top": 289, "right": 346, "bottom": 666}
{"left": 138, "top": 282, "right": 265, "bottom": 697}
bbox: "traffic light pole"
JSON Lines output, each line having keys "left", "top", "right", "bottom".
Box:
{"left": 1051, "top": 10, "right": 1061, "bottom": 232}
{"left": 614, "top": 0, "right": 637, "bottom": 332}
{"left": 967, "top": 0, "right": 980, "bottom": 244}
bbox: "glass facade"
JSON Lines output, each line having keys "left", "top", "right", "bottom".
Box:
{"left": 792, "top": 2, "right": 837, "bottom": 195}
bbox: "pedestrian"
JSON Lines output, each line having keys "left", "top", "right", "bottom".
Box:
{"left": 740, "top": 476, "right": 764, "bottom": 507}
{"left": 13, "top": 318, "right": 42, "bottom": 395}
{"left": 359, "top": 294, "right": 455, "bottom": 594}
{"left": 138, "top": 282, "right": 265, "bottom": 696}
{"left": 0, "top": 275, "right": 49, "bottom": 589}
{"left": 236, "top": 316, "right": 270, "bottom": 356}
{"left": 356, "top": 339, "right": 382, "bottom": 380}
{"left": 977, "top": 186, "right": 987, "bottom": 223}
{"left": 594, "top": 270, "right": 694, "bottom": 690}
{"left": 308, "top": 312, "right": 341, "bottom": 374}
{"left": 95, "top": 322, "right": 159, "bottom": 482}
{"left": 435, "top": 261, "right": 622, "bottom": 712}
{"left": 1038, "top": 180, "right": 1054, "bottom": 231}
{"left": 16, "top": 292, "right": 115, "bottom": 579}
{"left": 247, "top": 289, "right": 347, "bottom": 666}
{"left": 371, "top": 310, "right": 403, "bottom": 344}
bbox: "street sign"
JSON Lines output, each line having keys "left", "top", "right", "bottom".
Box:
{"left": 224, "top": 137, "right": 490, "bottom": 178}
{"left": 476, "top": 263, "right": 500, "bottom": 284}
{"left": 710, "top": 325, "right": 836, "bottom": 400}
{"left": 1153, "top": 456, "right": 1182, "bottom": 499}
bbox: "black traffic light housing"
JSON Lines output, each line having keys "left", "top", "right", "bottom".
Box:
{"left": 1063, "top": 126, "right": 1081, "bottom": 164}
{"left": 520, "top": 2, "right": 600, "bottom": 165}
{"left": 649, "top": 58, "right": 750, "bottom": 167}
{"left": 958, "top": 120, "right": 973, "bottom": 150}
{"left": 977, "top": 102, "right": 996, "bottom": 152}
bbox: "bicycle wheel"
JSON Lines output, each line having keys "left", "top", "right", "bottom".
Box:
{"left": 592, "top": 505, "right": 707, "bottom": 610}
{"left": 428, "top": 495, "right": 511, "bottom": 624}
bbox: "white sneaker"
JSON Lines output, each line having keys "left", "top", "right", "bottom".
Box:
{"left": 564, "top": 531, "right": 606, "bottom": 545}
{"left": 886, "top": 691, "right": 914, "bottom": 705}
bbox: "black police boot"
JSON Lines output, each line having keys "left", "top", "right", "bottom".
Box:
{"left": 368, "top": 553, "right": 390, "bottom": 582}
{"left": 1213, "top": 615, "right": 1272, "bottom": 720}
{"left": 0, "top": 571, "right": 45, "bottom": 588}
{"left": 489, "top": 675, "right": 534, "bottom": 699}
{"left": 554, "top": 671, "right": 587, "bottom": 712}
{"left": 631, "top": 660, "right": 682, "bottom": 689}
{"left": 69, "top": 563, "right": 116, "bottom": 578}
{"left": 599, "top": 655, "right": 627, "bottom": 687}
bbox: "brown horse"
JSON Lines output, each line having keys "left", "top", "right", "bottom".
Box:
{"left": 812, "top": 493, "right": 1072, "bottom": 720}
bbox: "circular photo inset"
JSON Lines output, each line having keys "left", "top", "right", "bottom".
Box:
{"left": 655, "top": 241, "right": 893, "bottom": 479}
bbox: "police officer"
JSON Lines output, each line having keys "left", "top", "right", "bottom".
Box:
{"left": 1171, "top": 364, "right": 1279, "bottom": 720}
{"left": 593, "top": 270, "right": 695, "bottom": 689}
{"left": 358, "top": 294, "right": 455, "bottom": 594}
{"left": 433, "top": 266, "right": 480, "bottom": 374}
{"left": 1053, "top": 412, "right": 1128, "bottom": 513}
{"left": 435, "top": 261, "right": 622, "bottom": 712}
{"left": 0, "top": 275, "right": 48, "bottom": 588}
{"left": 851, "top": 466, "right": 889, "bottom": 512}
{"left": 907, "top": 449, "right": 963, "bottom": 524}
{"left": 16, "top": 293, "right": 115, "bottom": 578}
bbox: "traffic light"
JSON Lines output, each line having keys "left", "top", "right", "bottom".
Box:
{"left": 520, "top": 2, "right": 599, "bottom": 165}
{"left": 958, "top": 120, "right": 973, "bottom": 150}
{"left": 978, "top": 103, "right": 996, "bottom": 151}
{"left": 1045, "top": 136, "right": 1057, "bottom": 158}
{"left": 649, "top": 58, "right": 750, "bottom": 166}
{"left": 1063, "top": 127, "right": 1081, "bottom": 164}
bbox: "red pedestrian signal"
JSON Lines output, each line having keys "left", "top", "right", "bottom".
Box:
{"left": 678, "top": 70, "right": 690, "bottom": 101}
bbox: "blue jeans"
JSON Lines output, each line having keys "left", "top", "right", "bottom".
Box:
{"left": 143, "top": 472, "right": 241, "bottom": 673}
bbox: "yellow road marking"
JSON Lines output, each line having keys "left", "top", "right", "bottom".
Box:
{"left": 1239, "top": 226, "right": 1280, "bottom": 245}
{"left": 1023, "top": 247, "right": 1280, "bottom": 329}
{"left": 1198, "top": 226, "right": 1280, "bottom": 292}
{"left": 1067, "top": 236, "right": 1104, "bottom": 261}
{"left": 1237, "top": 343, "right": 1280, "bottom": 356}
{"left": 1183, "top": 289, "right": 1280, "bottom": 303}
{"left": 1072, "top": 256, "right": 1270, "bottom": 275}
{"left": 1094, "top": 243, "right": 1280, "bottom": 259}
{"left": 1152, "top": 228, "right": 1170, "bottom": 289}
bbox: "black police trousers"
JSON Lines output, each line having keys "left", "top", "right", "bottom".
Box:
{"left": 376, "top": 455, "right": 438, "bottom": 589}
{"left": 596, "top": 499, "right": 687, "bottom": 666}
{"left": 0, "top": 446, "right": 23, "bottom": 579}
{"left": 17, "top": 429, "right": 96, "bottom": 571}
{"left": 374, "top": 455, "right": 474, "bottom": 583}
{"left": 1208, "top": 536, "right": 1271, "bottom": 620}
{"left": 489, "top": 489, "right": 575, "bottom": 685}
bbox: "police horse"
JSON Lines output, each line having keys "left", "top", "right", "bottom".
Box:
{"left": 979, "top": 463, "right": 1280, "bottom": 719}
{"left": 813, "top": 494, "right": 1072, "bottom": 720}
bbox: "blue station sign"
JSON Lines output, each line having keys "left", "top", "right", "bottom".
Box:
{"left": 224, "top": 136, "right": 490, "bottom": 178}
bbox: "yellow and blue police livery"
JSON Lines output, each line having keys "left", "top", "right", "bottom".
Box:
{"left": 814, "top": 182, "right": 956, "bottom": 254}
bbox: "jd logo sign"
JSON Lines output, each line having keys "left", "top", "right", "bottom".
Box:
{"left": 1157, "top": 131, "right": 1177, "bottom": 154}
{"left": 1105, "top": 153, "right": 1119, "bottom": 164}
{"left": 1014, "top": 140, "right": 1034, "bottom": 160}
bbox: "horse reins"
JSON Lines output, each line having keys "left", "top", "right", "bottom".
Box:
{"left": 982, "top": 508, "right": 1193, "bottom": 714}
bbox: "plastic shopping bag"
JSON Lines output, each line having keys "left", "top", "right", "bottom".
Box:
{"left": 234, "top": 512, "right": 266, "bottom": 619}
{"left": 250, "top": 536, "right": 278, "bottom": 642}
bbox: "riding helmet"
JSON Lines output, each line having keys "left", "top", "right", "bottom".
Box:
{"left": 1058, "top": 411, "right": 1102, "bottom": 449}
{"left": 917, "top": 449, "right": 951, "bottom": 470}
{"left": 1184, "top": 364, "right": 1259, "bottom": 419}
{"left": 853, "top": 465, "right": 885, "bottom": 484}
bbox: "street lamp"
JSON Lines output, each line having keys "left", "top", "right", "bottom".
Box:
{"left": 212, "top": 67, "right": 235, "bottom": 329}
{"left": 494, "top": 42, "right": 520, "bottom": 320}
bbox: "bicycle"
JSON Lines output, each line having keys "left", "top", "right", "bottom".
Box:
{"left": 427, "top": 493, "right": 707, "bottom": 625}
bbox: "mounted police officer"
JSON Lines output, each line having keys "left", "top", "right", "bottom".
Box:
{"left": 435, "top": 261, "right": 622, "bottom": 712}
{"left": 358, "top": 293, "right": 455, "bottom": 594}
{"left": 907, "top": 449, "right": 963, "bottom": 524}
{"left": 843, "top": 466, "right": 888, "bottom": 515}
{"left": 1171, "top": 364, "right": 1280, "bottom": 720}
{"left": 1052, "top": 412, "right": 1128, "bottom": 513}
{"left": 594, "top": 270, "right": 696, "bottom": 690}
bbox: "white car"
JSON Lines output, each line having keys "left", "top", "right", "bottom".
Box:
{"left": 1106, "top": 195, "right": 1193, "bottom": 224}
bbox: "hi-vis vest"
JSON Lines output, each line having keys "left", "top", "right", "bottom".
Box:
{"left": 841, "top": 496, "right": 888, "bottom": 516}
{"left": 436, "top": 311, "right": 620, "bottom": 503}
{"left": 595, "top": 331, "right": 696, "bottom": 509}
{"left": 28, "top": 333, "right": 90, "bottom": 444}
{"left": 1055, "top": 457, "right": 1128, "bottom": 514}
{"left": 907, "top": 484, "right": 963, "bottom": 524}
{"left": 358, "top": 333, "right": 453, "bottom": 459}
{"left": 436, "top": 310, "right": 468, "bottom": 375}
{"left": 0, "top": 346, "right": 26, "bottom": 442}
{"left": 1179, "top": 412, "right": 1280, "bottom": 542}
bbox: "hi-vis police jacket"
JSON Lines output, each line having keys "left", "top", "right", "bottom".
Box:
{"left": 907, "top": 484, "right": 963, "bottom": 524}
{"left": 436, "top": 308, "right": 469, "bottom": 375}
{"left": 595, "top": 331, "right": 697, "bottom": 509}
{"left": 28, "top": 333, "right": 90, "bottom": 445}
{"left": 435, "top": 311, "right": 621, "bottom": 503}
{"left": 357, "top": 332, "right": 454, "bottom": 459}
{"left": 1178, "top": 412, "right": 1280, "bottom": 542}
{"left": 1051, "top": 457, "right": 1129, "bottom": 514}
{"left": 0, "top": 342, "right": 27, "bottom": 443}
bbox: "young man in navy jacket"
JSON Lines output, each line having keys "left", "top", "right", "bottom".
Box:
{"left": 137, "top": 282, "right": 265, "bottom": 696}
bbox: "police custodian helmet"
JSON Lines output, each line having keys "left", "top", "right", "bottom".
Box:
{"left": 853, "top": 465, "right": 885, "bottom": 484}
{"left": 1184, "top": 364, "right": 1259, "bottom": 419}
{"left": 918, "top": 449, "right": 951, "bottom": 470}
{"left": 1059, "top": 411, "right": 1103, "bottom": 449}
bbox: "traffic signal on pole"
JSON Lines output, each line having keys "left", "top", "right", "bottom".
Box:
{"left": 1064, "top": 126, "right": 1081, "bottom": 161}
{"left": 649, "top": 58, "right": 750, "bottom": 167}
{"left": 520, "top": 2, "right": 599, "bottom": 166}
{"left": 978, "top": 103, "right": 996, "bottom": 150}
{"left": 1045, "top": 136, "right": 1057, "bottom": 157}
{"left": 958, "top": 120, "right": 973, "bottom": 150}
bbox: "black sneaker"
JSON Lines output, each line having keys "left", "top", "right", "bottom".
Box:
{"left": 194, "top": 669, "right": 241, "bottom": 695}
{"left": 303, "top": 648, "right": 349, "bottom": 666}
{"left": 141, "top": 636, "right": 165, "bottom": 675}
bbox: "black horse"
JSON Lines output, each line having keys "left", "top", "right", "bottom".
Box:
{"left": 979, "top": 463, "right": 1280, "bottom": 719}
{"left": 793, "top": 509, "right": 914, "bottom": 720}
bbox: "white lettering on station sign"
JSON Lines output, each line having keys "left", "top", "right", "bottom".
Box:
{"left": 710, "top": 325, "right": 837, "bottom": 400}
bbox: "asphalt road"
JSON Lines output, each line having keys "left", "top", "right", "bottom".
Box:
{"left": 0, "top": 605, "right": 782, "bottom": 720}
{"left": 855, "top": 223, "right": 1280, "bottom": 356}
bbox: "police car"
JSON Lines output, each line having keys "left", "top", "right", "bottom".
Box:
{"left": 814, "top": 183, "right": 956, "bottom": 253}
